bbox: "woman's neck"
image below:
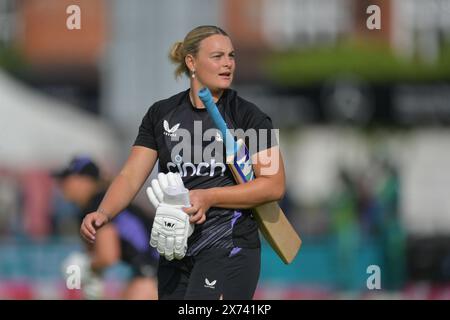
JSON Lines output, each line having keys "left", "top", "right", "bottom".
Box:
{"left": 189, "top": 80, "right": 222, "bottom": 109}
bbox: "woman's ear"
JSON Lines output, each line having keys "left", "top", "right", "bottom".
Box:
{"left": 185, "top": 54, "right": 195, "bottom": 73}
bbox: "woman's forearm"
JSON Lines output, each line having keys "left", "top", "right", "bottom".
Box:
{"left": 209, "top": 176, "right": 285, "bottom": 209}
{"left": 97, "top": 173, "right": 142, "bottom": 219}
{"left": 97, "top": 146, "right": 158, "bottom": 220}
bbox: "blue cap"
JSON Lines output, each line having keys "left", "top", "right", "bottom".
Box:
{"left": 52, "top": 156, "right": 100, "bottom": 180}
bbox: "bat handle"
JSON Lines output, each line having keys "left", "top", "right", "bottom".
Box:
{"left": 198, "top": 87, "right": 236, "bottom": 155}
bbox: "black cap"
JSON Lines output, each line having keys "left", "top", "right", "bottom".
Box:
{"left": 52, "top": 156, "right": 100, "bottom": 180}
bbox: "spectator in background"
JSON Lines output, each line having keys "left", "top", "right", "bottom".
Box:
{"left": 53, "top": 156, "right": 158, "bottom": 299}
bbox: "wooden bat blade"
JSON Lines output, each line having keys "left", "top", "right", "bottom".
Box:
{"left": 253, "top": 201, "right": 302, "bottom": 264}
{"left": 228, "top": 160, "right": 302, "bottom": 264}
{"left": 228, "top": 140, "right": 301, "bottom": 264}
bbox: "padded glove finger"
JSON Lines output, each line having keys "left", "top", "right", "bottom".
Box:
{"left": 151, "top": 178, "right": 164, "bottom": 203}
{"left": 146, "top": 187, "right": 160, "bottom": 210}
{"left": 158, "top": 172, "right": 169, "bottom": 190}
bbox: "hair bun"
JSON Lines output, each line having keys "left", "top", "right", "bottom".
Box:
{"left": 169, "top": 41, "right": 184, "bottom": 63}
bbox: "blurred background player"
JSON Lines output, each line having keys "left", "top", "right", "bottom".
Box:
{"left": 53, "top": 156, "right": 158, "bottom": 300}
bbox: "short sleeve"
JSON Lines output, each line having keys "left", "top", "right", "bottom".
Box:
{"left": 133, "top": 105, "right": 158, "bottom": 150}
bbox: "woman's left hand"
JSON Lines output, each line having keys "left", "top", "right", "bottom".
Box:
{"left": 183, "top": 189, "right": 214, "bottom": 224}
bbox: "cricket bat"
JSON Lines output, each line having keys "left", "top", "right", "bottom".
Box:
{"left": 198, "top": 87, "right": 301, "bottom": 264}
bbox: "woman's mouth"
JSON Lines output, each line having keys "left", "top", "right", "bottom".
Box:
{"left": 219, "top": 72, "right": 232, "bottom": 79}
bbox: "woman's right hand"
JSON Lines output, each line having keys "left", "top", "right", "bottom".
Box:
{"left": 80, "top": 211, "right": 110, "bottom": 244}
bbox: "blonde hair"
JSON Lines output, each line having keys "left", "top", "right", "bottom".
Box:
{"left": 169, "top": 25, "right": 229, "bottom": 78}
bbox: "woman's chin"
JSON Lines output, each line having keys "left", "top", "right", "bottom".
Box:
{"left": 203, "top": 81, "right": 232, "bottom": 93}
{"left": 214, "top": 82, "right": 233, "bottom": 90}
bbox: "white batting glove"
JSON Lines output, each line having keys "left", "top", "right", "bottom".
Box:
{"left": 146, "top": 172, "right": 194, "bottom": 261}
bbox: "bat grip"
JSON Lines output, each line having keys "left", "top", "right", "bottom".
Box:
{"left": 198, "top": 87, "right": 236, "bottom": 155}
